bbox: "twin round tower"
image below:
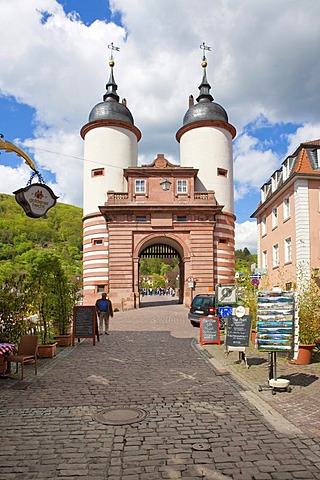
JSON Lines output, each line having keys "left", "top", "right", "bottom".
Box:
{"left": 81, "top": 45, "right": 236, "bottom": 309}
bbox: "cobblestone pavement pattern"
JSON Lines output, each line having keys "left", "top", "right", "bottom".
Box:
{"left": 0, "top": 299, "right": 319, "bottom": 480}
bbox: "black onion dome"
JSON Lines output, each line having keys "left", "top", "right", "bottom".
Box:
{"left": 183, "top": 63, "right": 228, "bottom": 126}
{"left": 88, "top": 60, "right": 134, "bottom": 125}
{"left": 89, "top": 98, "right": 134, "bottom": 124}
{"left": 183, "top": 100, "right": 228, "bottom": 125}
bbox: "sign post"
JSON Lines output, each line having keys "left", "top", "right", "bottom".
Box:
{"left": 186, "top": 276, "right": 195, "bottom": 302}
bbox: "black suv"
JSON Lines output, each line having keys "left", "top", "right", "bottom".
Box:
{"left": 188, "top": 294, "right": 225, "bottom": 329}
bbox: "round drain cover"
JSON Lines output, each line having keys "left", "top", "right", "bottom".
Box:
{"left": 192, "top": 443, "right": 211, "bottom": 451}
{"left": 93, "top": 406, "right": 147, "bottom": 426}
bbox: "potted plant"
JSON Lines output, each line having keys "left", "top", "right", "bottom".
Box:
{"left": 28, "top": 252, "right": 62, "bottom": 357}
{"left": 294, "top": 274, "right": 320, "bottom": 364}
{"left": 52, "top": 270, "right": 73, "bottom": 347}
{"left": 0, "top": 272, "right": 32, "bottom": 372}
{"left": 237, "top": 278, "right": 257, "bottom": 344}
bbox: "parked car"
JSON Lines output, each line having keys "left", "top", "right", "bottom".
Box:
{"left": 188, "top": 294, "right": 225, "bottom": 329}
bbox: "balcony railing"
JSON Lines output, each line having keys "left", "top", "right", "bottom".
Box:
{"left": 106, "top": 191, "right": 216, "bottom": 205}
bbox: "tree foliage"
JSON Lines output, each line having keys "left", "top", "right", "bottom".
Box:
{"left": 235, "top": 248, "right": 257, "bottom": 275}
{"left": 0, "top": 193, "right": 83, "bottom": 280}
{"left": 0, "top": 194, "right": 83, "bottom": 344}
{"left": 139, "top": 257, "right": 179, "bottom": 289}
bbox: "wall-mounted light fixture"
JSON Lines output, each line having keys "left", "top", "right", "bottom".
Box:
{"left": 160, "top": 178, "right": 172, "bottom": 191}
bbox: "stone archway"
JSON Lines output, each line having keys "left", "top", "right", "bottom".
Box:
{"left": 133, "top": 234, "right": 191, "bottom": 308}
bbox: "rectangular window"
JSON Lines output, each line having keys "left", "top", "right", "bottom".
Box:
{"left": 262, "top": 250, "right": 267, "bottom": 269}
{"left": 284, "top": 237, "right": 292, "bottom": 263}
{"left": 92, "top": 168, "right": 104, "bottom": 177}
{"left": 272, "top": 207, "right": 278, "bottom": 229}
{"left": 261, "top": 217, "right": 266, "bottom": 236}
{"left": 217, "top": 168, "right": 228, "bottom": 177}
{"left": 136, "top": 216, "right": 147, "bottom": 222}
{"left": 272, "top": 244, "right": 279, "bottom": 268}
{"left": 177, "top": 180, "right": 187, "bottom": 194}
{"left": 93, "top": 239, "right": 103, "bottom": 245}
{"left": 97, "top": 285, "right": 105, "bottom": 293}
{"left": 285, "top": 282, "right": 293, "bottom": 291}
{"left": 135, "top": 179, "right": 146, "bottom": 193}
{"left": 177, "top": 216, "right": 187, "bottom": 222}
{"left": 283, "top": 196, "right": 290, "bottom": 220}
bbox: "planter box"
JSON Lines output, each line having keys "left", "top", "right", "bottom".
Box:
{"left": 37, "top": 343, "right": 57, "bottom": 358}
{"left": 55, "top": 334, "right": 72, "bottom": 347}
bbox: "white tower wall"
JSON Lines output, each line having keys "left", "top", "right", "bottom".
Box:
{"left": 83, "top": 126, "right": 138, "bottom": 216}
{"left": 180, "top": 126, "right": 234, "bottom": 214}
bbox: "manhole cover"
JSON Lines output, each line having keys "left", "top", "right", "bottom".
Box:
{"left": 93, "top": 406, "right": 147, "bottom": 426}
{"left": 192, "top": 442, "right": 211, "bottom": 451}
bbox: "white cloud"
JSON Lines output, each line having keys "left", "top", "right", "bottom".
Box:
{"left": 0, "top": 0, "right": 319, "bottom": 223}
{"left": 22, "top": 131, "right": 84, "bottom": 206}
{"left": 235, "top": 221, "right": 257, "bottom": 253}
{"left": 0, "top": 164, "right": 31, "bottom": 195}
{"left": 234, "top": 133, "right": 280, "bottom": 200}
{"left": 285, "top": 123, "right": 320, "bottom": 157}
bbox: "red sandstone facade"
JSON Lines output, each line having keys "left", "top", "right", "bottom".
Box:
{"left": 83, "top": 155, "right": 235, "bottom": 310}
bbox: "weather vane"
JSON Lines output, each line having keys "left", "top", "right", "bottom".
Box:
{"left": 108, "top": 42, "right": 120, "bottom": 65}
{"left": 200, "top": 42, "right": 211, "bottom": 67}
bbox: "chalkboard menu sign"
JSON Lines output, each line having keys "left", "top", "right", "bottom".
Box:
{"left": 226, "top": 315, "right": 252, "bottom": 347}
{"left": 73, "top": 306, "right": 98, "bottom": 346}
{"left": 200, "top": 317, "right": 220, "bottom": 345}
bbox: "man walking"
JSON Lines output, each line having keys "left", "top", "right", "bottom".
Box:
{"left": 95, "top": 293, "right": 113, "bottom": 335}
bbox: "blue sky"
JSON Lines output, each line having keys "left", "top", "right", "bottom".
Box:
{"left": 1, "top": 0, "right": 320, "bottom": 252}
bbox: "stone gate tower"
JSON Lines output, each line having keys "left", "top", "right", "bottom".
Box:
{"left": 81, "top": 48, "right": 236, "bottom": 310}
{"left": 176, "top": 51, "right": 236, "bottom": 287}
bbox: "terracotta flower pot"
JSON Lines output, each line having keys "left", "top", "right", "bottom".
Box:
{"left": 251, "top": 330, "right": 257, "bottom": 345}
{"left": 55, "top": 334, "right": 72, "bottom": 347}
{"left": 294, "top": 344, "right": 315, "bottom": 365}
{"left": 37, "top": 343, "right": 57, "bottom": 358}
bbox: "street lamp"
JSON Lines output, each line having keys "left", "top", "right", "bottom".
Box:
{"left": 160, "top": 178, "right": 172, "bottom": 191}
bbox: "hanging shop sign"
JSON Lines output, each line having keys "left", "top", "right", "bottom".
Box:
{"left": 13, "top": 183, "right": 58, "bottom": 218}
{"left": 0, "top": 136, "right": 58, "bottom": 218}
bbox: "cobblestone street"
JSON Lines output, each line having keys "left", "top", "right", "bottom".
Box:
{"left": 0, "top": 300, "right": 319, "bottom": 479}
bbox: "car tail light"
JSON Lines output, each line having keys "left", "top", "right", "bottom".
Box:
{"left": 208, "top": 307, "right": 216, "bottom": 315}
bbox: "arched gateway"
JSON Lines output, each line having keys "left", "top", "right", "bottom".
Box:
{"left": 135, "top": 236, "right": 186, "bottom": 306}
{"left": 81, "top": 47, "right": 236, "bottom": 311}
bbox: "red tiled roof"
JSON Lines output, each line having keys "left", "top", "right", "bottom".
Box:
{"left": 294, "top": 144, "right": 320, "bottom": 174}
{"left": 301, "top": 139, "right": 320, "bottom": 147}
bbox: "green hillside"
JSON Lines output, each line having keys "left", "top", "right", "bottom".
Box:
{"left": 0, "top": 193, "right": 83, "bottom": 280}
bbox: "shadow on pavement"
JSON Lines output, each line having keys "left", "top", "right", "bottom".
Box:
{"left": 248, "top": 357, "right": 268, "bottom": 366}
{"left": 139, "top": 298, "right": 180, "bottom": 308}
{"left": 281, "top": 372, "right": 319, "bottom": 387}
